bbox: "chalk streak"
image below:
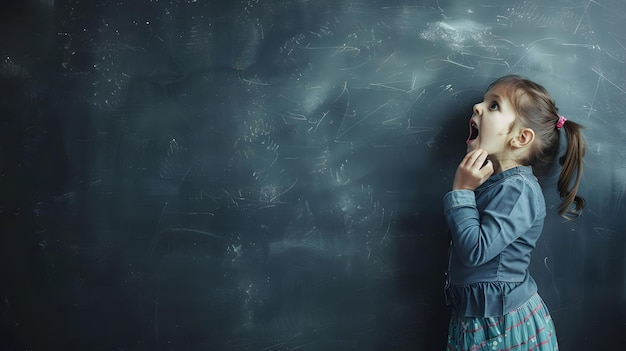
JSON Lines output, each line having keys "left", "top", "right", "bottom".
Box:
{"left": 339, "top": 61, "right": 367, "bottom": 71}
{"left": 270, "top": 177, "right": 299, "bottom": 202}
{"left": 158, "top": 228, "right": 224, "bottom": 239}
{"left": 587, "top": 73, "right": 601, "bottom": 120}
{"left": 377, "top": 51, "right": 397, "bottom": 72}
{"left": 508, "top": 37, "right": 558, "bottom": 72}
{"left": 336, "top": 99, "right": 397, "bottom": 139}
{"left": 574, "top": 0, "right": 592, "bottom": 35}
{"left": 424, "top": 58, "right": 475, "bottom": 71}
{"left": 605, "top": 51, "right": 625, "bottom": 64}
{"left": 609, "top": 32, "right": 626, "bottom": 51}
{"left": 592, "top": 68, "right": 626, "bottom": 95}
{"left": 368, "top": 83, "right": 408, "bottom": 92}
{"left": 411, "top": 72, "right": 418, "bottom": 91}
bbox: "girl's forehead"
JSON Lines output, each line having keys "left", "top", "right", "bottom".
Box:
{"left": 485, "top": 84, "right": 514, "bottom": 102}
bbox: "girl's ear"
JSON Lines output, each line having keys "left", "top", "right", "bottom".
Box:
{"left": 511, "top": 128, "right": 535, "bottom": 148}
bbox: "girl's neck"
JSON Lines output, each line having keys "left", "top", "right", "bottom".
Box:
{"left": 490, "top": 157, "right": 521, "bottom": 174}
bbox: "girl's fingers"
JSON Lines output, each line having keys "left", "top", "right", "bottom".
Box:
{"left": 462, "top": 149, "right": 480, "bottom": 166}
{"left": 453, "top": 151, "right": 493, "bottom": 191}
{"left": 464, "top": 149, "right": 488, "bottom": 169}
{"left": 481, "top": 159, "right": 494, "bottom": 177}
{"left": 474, "top": 151, "right": 488, "bottom": 168}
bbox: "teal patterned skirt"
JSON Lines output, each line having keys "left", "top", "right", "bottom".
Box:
{"left": 446, "top": 294, "right": 558, "bottom": 351}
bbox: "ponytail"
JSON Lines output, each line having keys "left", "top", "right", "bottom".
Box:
{"left": 556, "top": 120, "right": 585, "bottom": 219}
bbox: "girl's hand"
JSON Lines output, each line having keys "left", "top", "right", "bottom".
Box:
{"left": 452, "top": 149, "right": 494, "bottom": 191}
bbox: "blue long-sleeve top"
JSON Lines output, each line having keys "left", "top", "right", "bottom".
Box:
{"left": 442, "top": 165, "right": 546, "bottom": 317}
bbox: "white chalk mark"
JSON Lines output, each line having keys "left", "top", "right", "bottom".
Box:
{"left": 588, "top": 0, "right": 615, "bottom": 12}
{"left": 585, "top": 70, "right": 603, "bottom": 121}
{"left": 608, "top": 32, "right": 626, "bottom": 51}
{"left": 560, "top": 43, "right": 596, "bottom": 48}
{"left": 313, "top": 110, "right": 330, "bottom": 133}
{"left": 411, "top": 72, "right": 418, "bottom": 91}
{"left": 368, "top": 83, "right": 408, "bottom": 93}
{"left": 592, "top": 68, "right": 626, "bottom": 95}
{"left": 605, "top": 51, "right": 625, "bottom": 64}
{"left": 424, "top": 58, "right": 475, "bottom": 71}
{"left": 377, "top": 51, "right": 397, "bottom": 72}
{"left": 242, "top": 78, "right": 269, "bottom": 86}
{"left": 574, "top": 0, "right": 593, "bottom": 35}
{"left": 281, "top": 110, "right": 308, "bottom": 124}
{"left": 339, "top": 61, "right": 368, "bottom": 71}
{"left": 494, "top": 38, "right": 524, "bottom": 48}
{"left": 426, "top": 128, "right": 441, "bottom": 148}
{"left": 412, "top": 88, "right": 426, "bottom": 103}
{"left": 313, "top": 82, "right": 349, "bottom": 134}
{"left": 508, "top": 37, "right": 558, "bottom": 71}
{"left": 336, "top": 99, "right": 396, "bottom": 140}
{"left": 158, "top": 228, "right": 224, "bottom": 239}
{"left": 269, "top": 177, "right": 299, "bottom": 202}
{"left": 334, "top": 81, "right": 349, "bottom": 103}
{"left": 381, "top": 115, "right": 405, "bottom": 125}
{"left": 405, "top": 126, "right": 435, "bottom": 134}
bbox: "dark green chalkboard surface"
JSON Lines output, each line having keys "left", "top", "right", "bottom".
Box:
{"left": 1, "top": 0, "right": 624, "bottom": 350}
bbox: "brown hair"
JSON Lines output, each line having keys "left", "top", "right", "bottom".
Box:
{"left": 488, "top": 75, "right": 585, "bottom": 219}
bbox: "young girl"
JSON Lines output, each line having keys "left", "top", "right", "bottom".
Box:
{"left": 442, "top": 75, "right": 585, "bottom": 350}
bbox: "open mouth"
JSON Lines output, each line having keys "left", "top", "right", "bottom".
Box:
{"left": 467, "top": 120, "right": 479, "bottom": 144}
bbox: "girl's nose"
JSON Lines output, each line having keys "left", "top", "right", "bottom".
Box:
{"left": 473, "top": 102, "right": 481, "bottom": 115}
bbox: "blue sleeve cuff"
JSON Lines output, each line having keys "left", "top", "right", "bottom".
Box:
{"left": 443, "top": 190, "right": 476, "bottom": 212}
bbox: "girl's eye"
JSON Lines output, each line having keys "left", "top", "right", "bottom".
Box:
{"left": 489, "top": 102, "right": 499, "bottom": 111}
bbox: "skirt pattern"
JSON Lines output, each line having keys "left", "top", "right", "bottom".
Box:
{"left": 447, "top": 294, "right": 558, "bottom": 351}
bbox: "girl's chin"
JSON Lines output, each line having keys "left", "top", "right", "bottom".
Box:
{"left": 466, "top": 142, "right": 478, "bottom": 152}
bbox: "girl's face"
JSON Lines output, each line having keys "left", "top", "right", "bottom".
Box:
{"left": 466, "top": 85, "right": 518, "bottom": 158}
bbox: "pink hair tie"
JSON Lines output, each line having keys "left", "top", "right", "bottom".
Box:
{"left": 556, "top": 115, "right": 567, "bottom": 129}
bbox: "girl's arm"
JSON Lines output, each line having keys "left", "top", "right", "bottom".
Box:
{"left": 443, "top": 178, "right": 540, "bottom": 267}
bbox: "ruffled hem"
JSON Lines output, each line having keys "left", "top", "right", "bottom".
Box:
{"left": 446, "top": 279, "right": 536, "bottom": 318}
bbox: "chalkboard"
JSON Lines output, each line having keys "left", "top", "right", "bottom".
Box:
{"left": 1, "top": 0, "right": 625, "bottom": 350}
